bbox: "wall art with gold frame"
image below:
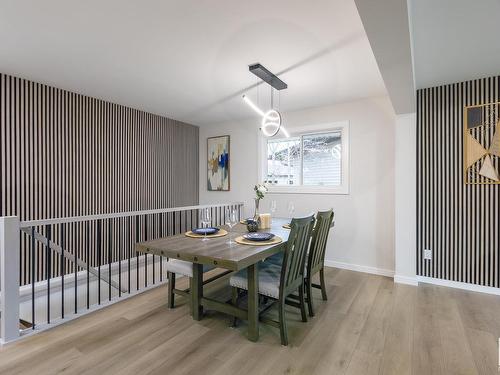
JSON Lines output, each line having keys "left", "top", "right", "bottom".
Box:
{"left": 464, "top": 101, "right": 500, "bottom": 184}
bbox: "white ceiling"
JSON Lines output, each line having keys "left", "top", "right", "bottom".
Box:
{"left": 0, "top": 0, "right": 387, "bottom": 126}
{"left": 410, "top": 0, "right": 500, "bottom": 89}
{"left": 354, "top": 0, "right": 415, "bottom": 114}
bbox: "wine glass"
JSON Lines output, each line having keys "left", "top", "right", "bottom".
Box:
{"left": 287, "top": 201, "right": 295, "bottom": 224}
{"left": 200, "top": 208, "right": 211, "bottom": 242}
{"left": 225, "top": 207, "right": 238, "bottom": 245}
{"left": 270, "top": 200, "right": 277, "bottom": 216}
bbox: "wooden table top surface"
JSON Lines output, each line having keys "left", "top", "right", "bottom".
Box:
{"left": 135, "top": 218, "right": 291, "bottom": 271}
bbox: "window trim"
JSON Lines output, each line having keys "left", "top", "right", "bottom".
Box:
{"left": 258, "top": 121, "right": 350, "bottom": 195}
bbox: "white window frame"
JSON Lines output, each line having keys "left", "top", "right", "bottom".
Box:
{"left": 258, "top": 121, "right": 350, "bottom": 195}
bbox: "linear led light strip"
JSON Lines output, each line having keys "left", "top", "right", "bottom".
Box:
{"left": 242, "top": 95, "right": 290, "bottom": 138}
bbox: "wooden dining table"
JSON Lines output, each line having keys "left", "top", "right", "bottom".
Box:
{"left": 135, "top": 218, "right": 291, "bottom": 342}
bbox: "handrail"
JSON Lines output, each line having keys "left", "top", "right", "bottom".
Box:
{"left": 1, "top": 201, "right": 246, "bottom": 343}
{"left": 20, "top": 202, "right": 244, "bottom": 228}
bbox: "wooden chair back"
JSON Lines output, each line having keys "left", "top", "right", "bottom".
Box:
{"left": 307, "top": 210, "right": 334, "bottom": 276}
{"left": 279, "top": 214, "right": 315, "bottom": 297}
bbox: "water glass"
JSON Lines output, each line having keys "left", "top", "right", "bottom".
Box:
{"left": 225, "top": 207, "right": 238, "bottom": 245}
{"left": 200, "top": 208, "right": 211, "bottom": 241}
{"left": 287, "top": 201, "right": 295, "bottom": 218}
{"left": 270, "top": 200, "right": 277, "bottom": 216}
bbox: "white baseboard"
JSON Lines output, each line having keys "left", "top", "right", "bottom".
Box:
{"left": 324, "top": 260, "right": 394, "bottom": 278}
{"left": 394, "top": 274, "right": 418, "bottom": 286}
{"left": 417, "top": 276, "right": 500, "bottom": 296}
{"left": 323, "top": 260, "right": 500, "bottom": 296}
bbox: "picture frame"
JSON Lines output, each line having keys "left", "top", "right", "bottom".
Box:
{"left": 207, "top": 135, "right": 230, "bottom": 191}
{"left": 463, "top": 102, "right": 500, "bottom": 184}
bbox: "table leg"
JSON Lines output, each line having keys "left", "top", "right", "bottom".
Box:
{"left": 192, "top": 263, "right": 203, "bottom": 320}
{"left": 247, "top": 263, "right": 259, "bottom": 342}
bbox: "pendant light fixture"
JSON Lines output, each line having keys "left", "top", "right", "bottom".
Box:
{"left": 243, "top": 63, "right": 289, "bottom": 138}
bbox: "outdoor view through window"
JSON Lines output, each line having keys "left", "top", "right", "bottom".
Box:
{"left": 266, "top": 131, "right": 342, "bottom": 186}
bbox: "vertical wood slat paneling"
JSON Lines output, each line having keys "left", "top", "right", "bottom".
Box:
{"left": 0, "top": 73, "right": 199, "bottom": 285}
{"left": 417, "top": 75, "right": 500, "bottom": 288}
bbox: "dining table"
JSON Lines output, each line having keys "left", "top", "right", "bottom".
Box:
{"left": 135, "top": 217, "right": 291, "bottom": 342}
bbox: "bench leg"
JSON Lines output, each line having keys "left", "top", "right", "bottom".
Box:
{"left": 167, "top": 271, "right": 176, "bottom": 308}
{"left": 231, "top": 287, "right": 239, "bottom": 327}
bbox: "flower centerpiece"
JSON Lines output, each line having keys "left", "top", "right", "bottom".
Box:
{"left": 253, "top": 184, "right": 268, "bottom": 220}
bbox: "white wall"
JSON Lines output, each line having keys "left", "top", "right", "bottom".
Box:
{"left": 394, "top": 113, "right": 417, "bottom": 285}
{"left": 200, "top": 96, "right": 396, "bottom": 274}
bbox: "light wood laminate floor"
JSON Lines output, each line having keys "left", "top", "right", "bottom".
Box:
{"left": 1, "top": 267, "right": 499, "bottom": 375}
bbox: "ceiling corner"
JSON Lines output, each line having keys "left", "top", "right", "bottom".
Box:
{"left": 354, "top": 0, "right": 415, "bottom": 115}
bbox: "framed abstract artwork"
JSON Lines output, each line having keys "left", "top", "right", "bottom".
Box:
{"left": 207, "top": 135, "right": 230, "bottom": 191}
{"left": 464, "top": 102, "right": 500, "bottom": 184}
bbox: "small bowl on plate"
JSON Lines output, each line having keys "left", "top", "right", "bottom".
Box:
{"left": 243, "top": 232, "right": 275, "bottom": 242}
{"left": 191, "top": 227, "right": 220, "bottom": 235}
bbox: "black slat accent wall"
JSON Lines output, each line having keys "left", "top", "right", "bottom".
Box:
{"left": 0, "top": 73, "right": 199, "bottom": 285}
{"left": 417, "top": 76, "right": 500, "bottom": 287}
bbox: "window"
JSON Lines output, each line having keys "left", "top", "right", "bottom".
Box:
{"left": 265, "top": 137, "right": 301, "bottom": 186}
{"left": 260, "top": 122, "right": 349, "bottom": 194}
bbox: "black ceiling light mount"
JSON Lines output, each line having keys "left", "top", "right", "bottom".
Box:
{"left": 244, "top": 63, "right": 290, "bottom": 138}
{"left": 249, "top": 63, "right": 288, "bottom": 90}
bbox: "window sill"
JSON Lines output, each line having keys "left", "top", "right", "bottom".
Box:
{"left": 265, "top": 185, "right": 349, "bottom": 195}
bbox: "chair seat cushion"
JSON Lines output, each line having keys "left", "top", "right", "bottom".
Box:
{"left": 165, "top": 259, "right": 214, "bottom": 277}
{"left": 229, "top": 263, "right": 282, "bottom": 299}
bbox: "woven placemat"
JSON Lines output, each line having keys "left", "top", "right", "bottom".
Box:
{"left": 185, "top": 229, "right": 228, "bottom": 238}
{"left": 234, "top": 235, "right": 283, "bottom": 246}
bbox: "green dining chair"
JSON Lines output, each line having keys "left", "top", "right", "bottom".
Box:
{"left": 265, "top": 209, "right": 334, "bottom": 317}
{"left": 304, "top": 209, "right": 334, "bottom": 316}
{"left": 229, "top": 214, "right": 315, "bottom": 346}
